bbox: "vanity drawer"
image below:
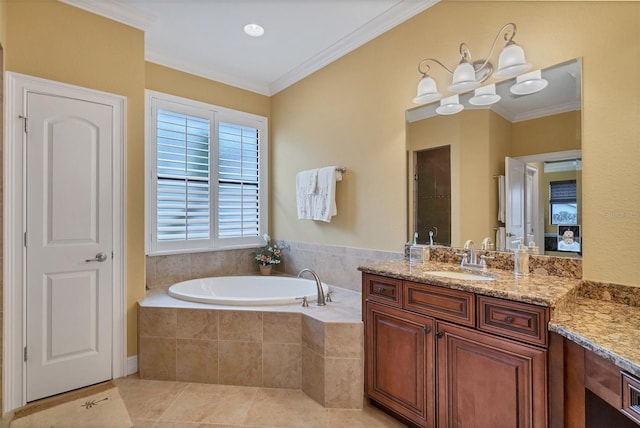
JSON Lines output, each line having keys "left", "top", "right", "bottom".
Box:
{"left": 477, "top": 296, "right": 549, "bottom": 347}
{"left": 622, "top": 372, "right": 640, "bottom": 424}
{"left": 404, "top": 282, "right": 475, "bottom": 327}
{"left": 364, "top": 274, "right": 402, "bottom": 307}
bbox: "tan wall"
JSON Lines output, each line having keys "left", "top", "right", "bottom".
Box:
{"left": 271, "top": 1, "right": 640, "bottom": 286}
{"left": 4, "top": 0, "right": 146, "bottom": 356}
{"left": 145, "top": 62, "right": 271, "bottom": 118}
{"left": 512, "top": 110, "right": 581, "bottom": 157}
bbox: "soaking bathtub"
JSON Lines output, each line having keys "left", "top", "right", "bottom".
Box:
{"left": 168, "top": 275, "right": 329, "bottom": 306}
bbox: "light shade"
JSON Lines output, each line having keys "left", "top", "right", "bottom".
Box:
{"left": 413, "top": 75, "right": 442, "bottom": 104}
{"left": 469, "top": 84, "right": 501, "bottom": 106}
{"left": 493, "top": 43, "right": 531, "bottom": 78}
{"left": 448, "top": 61, "right": 481, "bottom": 92}
{"left": 436, "top": 95, "right": 464, "bottom": 115}
{"left": 510, "top": 70, "right": 548, "bottom": 95}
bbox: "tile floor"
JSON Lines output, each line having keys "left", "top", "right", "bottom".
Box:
{"left": 115, "top": 376, "right": 408, "bottom": 427}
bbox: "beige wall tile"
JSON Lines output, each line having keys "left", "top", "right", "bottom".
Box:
{"left": 302, "top": 315, "right": 324, "bottom": 355}
{"left": 324, "top": 358, "right": 364, "bottom": 409}
{"left": 263, "top": 312, "right": 301, "bottom": 344}
{"left": 138, "top": 336, "right": 176, "bottom": 381}
{"left": 153, "top": 254, "right": 191, "bottom": 288}
{"left": 325, "top": 322, "right": 363, "bottom": 358}
{"left": 301, "top": 345, "right": 325, "bottom": 405}
{"left": 176, "top": 339, "right": 218, "bottom": 383}
{"left": 219, "top": 310, "right": 263, "bottom": 342}
{"left": 176, "top": 308, "right": 218, "bottom": 340}
{"left": 138, "top": 306, "right": 176, "bottom": 338}
{"left": 263, "top": 343, "right": 301, "bottom": 389}
{"left": 218, "top": 341, "right": 262, "bottom": 386}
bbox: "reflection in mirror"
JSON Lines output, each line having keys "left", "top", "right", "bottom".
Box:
{"left": 406, "top": 59, "right": 582, "bottom": 256}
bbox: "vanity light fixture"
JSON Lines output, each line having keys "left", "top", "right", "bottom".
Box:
{"left": 414, "top": 22, "right": 532, "bottom": 106}
{"left": 510, "top": 69, "right": 548, "bottom": 95}
{"left": 435, "top": 95, "right": 464, "bottom": 115}
{"left": 469, "top": 84, "right": 501, "bottom": 106}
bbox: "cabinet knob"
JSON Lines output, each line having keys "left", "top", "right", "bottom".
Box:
{"left": 377, "top": 287, "right": 384, "bottom": 293}
{"left": 424, "top": 326, "right": 431, "bottom": 334}
{"left": 504, "top": 316, "right": 514, "bottom": 324}
{"left": 435, "top": 332, "right": 444, "bottom": 339}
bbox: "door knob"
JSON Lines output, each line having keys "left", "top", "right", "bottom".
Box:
{"left": 85, "top": 252, "right": 108, "bottom": 262}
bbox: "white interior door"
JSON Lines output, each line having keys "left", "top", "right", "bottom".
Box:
{"left": 505, "top": 157, "right": 525, "bottom": 252}
{"left": 25, "top": 92, "right": 114, "bottom": 402}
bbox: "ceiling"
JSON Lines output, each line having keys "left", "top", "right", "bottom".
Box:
{"left": 62, "top": 0, "right": 438, "bottom": 95}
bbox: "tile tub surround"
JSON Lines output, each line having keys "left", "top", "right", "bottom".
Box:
{"left": 146, "top": 241, "right": 403, "bottom": 292}
{"left": 138, "top": 285, "right": 364, "bottom": 409}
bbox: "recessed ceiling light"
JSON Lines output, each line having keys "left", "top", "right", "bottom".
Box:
{"left": 244, "top": 23, "right": 264, "bottom": 38}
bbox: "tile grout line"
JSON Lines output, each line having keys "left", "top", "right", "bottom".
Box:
{"left": 153, "top": 381, "right": 192, "bottom": 424}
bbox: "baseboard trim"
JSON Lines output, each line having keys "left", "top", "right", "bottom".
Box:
{"left": 127, "top": 355, "right": 138, "bottom": 376}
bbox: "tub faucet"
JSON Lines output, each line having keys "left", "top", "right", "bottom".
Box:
{"left": 297, "top": 268, "right": 326, "bottom": 306}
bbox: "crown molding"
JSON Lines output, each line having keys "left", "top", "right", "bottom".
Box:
{"left": 269, "top": 0, "right": 439, "bottom": 94}
{"left": 59, "top": 0, "right": 155, "bottom": 31}
{"left": 145, "top": 53, "right": 272, "bottom": 96}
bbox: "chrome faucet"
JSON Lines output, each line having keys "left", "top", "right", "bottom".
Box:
{"left": 297, "top": 268, "right": 326, "bottom": 306}
{"left": 463, "top": 240, "right": 477, "bottom": 264}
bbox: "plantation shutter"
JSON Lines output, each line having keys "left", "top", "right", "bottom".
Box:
{"left": 218, "top": 121, "right": 261, "bottom": 238}
{"left": 156, "top": 109, "right": 211, "bottom": 242}
{"left": 550, "top": 180, "right": 576, "bottom": 204}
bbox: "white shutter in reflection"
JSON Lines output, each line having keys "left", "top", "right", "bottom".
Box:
{"left": 156, "top": 109, "right": 210, "bottom": 241}
{"left": 218, "top": 122, "right": 260, "bottom": 238}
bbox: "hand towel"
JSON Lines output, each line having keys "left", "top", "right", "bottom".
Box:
{"left": 498, "top": 175, "right": 506, "bottom": 223}
{"left": 311, "top": 166, "right": 341, "bottom": 222}
{"left": 296, "top": 169, "right": 319, "bottom": 219}
{"left": 496, "top": 227, "right": 506, "bottom": 251}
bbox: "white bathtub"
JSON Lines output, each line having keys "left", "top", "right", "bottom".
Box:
{"left": 168, "top": 275, "right": 329, "bottom": 306}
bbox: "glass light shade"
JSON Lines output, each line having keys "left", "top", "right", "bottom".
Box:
{"left": 493, "top": 43, "right": 531, "bottom": 78}
{"left": 413, "top": 75, "right": 442, "bottom": 104}
{"left": 510, "top": 70, "right": 549, "bottom": 95}
{"left": 448, "top": 61, "right": 481, "bottom": 92}
{"left": 469, "top": 84, "right": 501, "bottom": 106}
{"left": 436, "top": 95, "right": 464, "bottom": 115}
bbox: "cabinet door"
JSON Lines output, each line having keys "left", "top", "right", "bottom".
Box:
{"left": 366, "top": 301, "right": 435, "bottom": 427}
{"left": 436, "top": 321, "right": 547, "bottom": 428}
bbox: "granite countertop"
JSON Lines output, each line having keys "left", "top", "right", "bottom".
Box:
{"left": 358, "top": 259, "right": 580, "bottom": 308}
{"left": 551, "top": 297, "right": 640, "bottom": 377}
{"left": 359, "top": 259, "right": 640, "bottom": 378}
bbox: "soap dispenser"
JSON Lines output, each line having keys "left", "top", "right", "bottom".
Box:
{"left": 410, "top": 232, "right": 424, "bottom": 264}
{"left": 513, "top": 238, "right": 530, "bottom": 277}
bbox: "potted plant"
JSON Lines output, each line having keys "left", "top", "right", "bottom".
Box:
{"left": 254, "top": 234, "right": 281, "bottom": 275}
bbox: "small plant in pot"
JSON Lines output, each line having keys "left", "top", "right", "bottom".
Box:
{"left": 255, "top": 234, "right": 281, "bottom": 275}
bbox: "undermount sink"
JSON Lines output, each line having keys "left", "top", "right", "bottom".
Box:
{"left": 426, "top": 271, "right": 497, "bottom": 281}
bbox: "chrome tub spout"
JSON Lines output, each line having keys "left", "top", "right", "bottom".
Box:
{"left": 297, "top": 268, "right": 326, "bottom": 306}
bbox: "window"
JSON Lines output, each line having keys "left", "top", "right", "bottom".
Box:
{"left": 146, "top": 91, "right": 268, "bottom": 254}
{"left": 549, "top": 180, "right": 577, "bottom": 225}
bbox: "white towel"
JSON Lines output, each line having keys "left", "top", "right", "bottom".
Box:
{"left": 296, "top": 169, "right": 319, "bottom": 219}
{"left": 496, "top": 227, "right": 506, "bottom": 251}
{"left": 498, "top": 175, "right": 506, "bottom": 223}
{"left": 296, "top": 166, "right": 342, "bottom": 222}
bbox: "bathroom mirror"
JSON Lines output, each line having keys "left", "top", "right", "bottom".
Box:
{"left": 406, "top": 58, "right": 582, "bottom": 256}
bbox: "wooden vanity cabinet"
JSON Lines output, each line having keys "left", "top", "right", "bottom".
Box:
{"left": 363, "top": 273, "right": 549, "bottom": 428}
{"left": 365, "top": 301, "right": 435, "bottom": 427}
{"left": 436, "top": 321, "right": 547, "bottom": 428}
